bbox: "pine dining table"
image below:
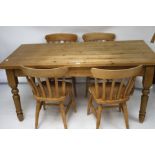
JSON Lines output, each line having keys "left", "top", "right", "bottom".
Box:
{"left": 0, "top": 40, "right": 155, "bottom": 123}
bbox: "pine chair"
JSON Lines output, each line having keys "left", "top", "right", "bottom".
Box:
{"left": 82, "top": 32, "right": 116, "bottom": 96}
{"left": 87, "top": 65, "right": 143, "bottom": 129}
{"left": 45, "top": 33, "right": 78, "bottom": 96}
{"left": 21, "top": 66, "right": 77, "bottom": 129}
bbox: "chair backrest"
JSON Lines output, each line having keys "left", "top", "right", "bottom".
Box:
{"left": 151, "top": 33, "right": 155, "bottom": 43}
{"left": 21, "top": 66, "right": 69, "bottom": 101}
{"left": 82, "top": 32, "right": 115, "bottom": 42}
{"left": 91, "top": 65, "right": 143, "bottom": 103}
{"left": 45, "top": 33, "right": 78, "bottom": 43}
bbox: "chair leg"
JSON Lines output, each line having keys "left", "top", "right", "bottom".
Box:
{"left": 96, "top": 105, "right": 102, "bottom": 129}
{"left": 72, "top": 77, "right": 77, "bottom": 97}
{"left": 121, "top": 103, "right": 129, "bottom": 129}
{"left": 60, "top": 103, "right": 68, "bottom": 129}
{"left": 42, "top": 102, "right": 46, "bottom": 110}
{"left": 130, "top": 86, "right": 135, "bottom": 95}
{"left": 70, "top": 84, "right": 77, "bottom": 112}
{"left": 85, "top": 77, "right": 90, "bottom": 97}
{"left": 87, "top": 95, "right": 93, "bottom": 115}
{"left": 71, "top": 91, "right": 77, "bottom": 112}
{"left": 119, "top": 104, "right": 121, "bottom": 112}
{"left": 35, "top": 101, "right": 42, "bottom": 129}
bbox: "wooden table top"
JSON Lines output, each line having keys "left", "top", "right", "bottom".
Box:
{"left": 1, "top": 40, "right": 155, "bottom": 69}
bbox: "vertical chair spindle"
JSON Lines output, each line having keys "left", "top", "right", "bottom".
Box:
{"left": 37, "top": 78, "right": 46, "bottom": 98}
{"left": 110, "top": 80, "right": 115, "bottom": 100}
{"left": 54, "top": 78, "right": 59, "bottom": 97}
{"left": 95, "top": 78, "right": 99, "bottom": 98}
{"left": 46, "top": 78, "right": 52, "bottom": 98}
{"left": 102, "top": 80, "right": 106, "bottom": 100}
{"left": 117, "top": 79, "right": 124, "bottom": 99}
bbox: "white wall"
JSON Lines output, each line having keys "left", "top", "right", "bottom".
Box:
{"left": 0, "top": 26, "right": 155, "bottom": 83}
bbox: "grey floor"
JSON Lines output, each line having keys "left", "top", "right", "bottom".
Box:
{"left": 0, "top": 82, "right": 155, "bottom": 129}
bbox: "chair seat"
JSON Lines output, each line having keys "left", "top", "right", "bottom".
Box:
{"left": 89, "top": 82, "right": 128, "bottom": 104}
{"left": 35, "top": 81, "right": 73, "bottom": 101}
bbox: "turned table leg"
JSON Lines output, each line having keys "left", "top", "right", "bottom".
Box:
{"left": 139, "top": 66, "right": 154, "bottom": 123}
{"left": 6, "top": 69, "right": 24, "bottom": 121}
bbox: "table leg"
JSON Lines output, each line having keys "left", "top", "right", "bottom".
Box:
{"left": 139, "top": 66, "right": 154, "bottom": 123}
{"left": 6, "top": 69, "right": 24, "bottom": 121}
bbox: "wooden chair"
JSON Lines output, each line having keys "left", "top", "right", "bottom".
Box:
{"left": 82, "top": 32, "right": 116, "bottom": 96}
{"left": 45, "top": 33, "right": 78, "bottom": 96}
{"left": 21, "top": 66, "right": 77, "bottom": 129}
{"left": 87, "top": 65, "right": 143, "bottom": 129}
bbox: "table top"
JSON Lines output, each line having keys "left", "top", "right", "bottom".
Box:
{"left": 1, "top": 40, "right": 155, "bottom": 69}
